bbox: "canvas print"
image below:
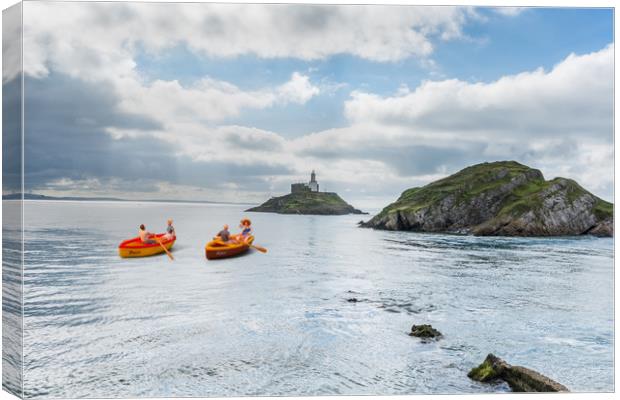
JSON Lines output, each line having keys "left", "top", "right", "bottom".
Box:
{"left": 2, "top": 1, "right": 614, "bottom": 398}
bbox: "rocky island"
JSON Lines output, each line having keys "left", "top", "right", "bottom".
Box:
{"left": 361, "top": 161, "right": 613, "bottom": 237}
{"left": 247, "top": 171, "right": 364, "bottom": 215}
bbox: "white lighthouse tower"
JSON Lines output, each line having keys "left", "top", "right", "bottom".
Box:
{"left": 308, "top": 170, "right": 319, "bottom": 192}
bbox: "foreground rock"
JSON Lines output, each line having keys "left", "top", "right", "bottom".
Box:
{"left": 468, "top": 354, "right": 569, "bottom": 392}
{"left": 247, "top": 192, "right": 364, "bottom": 215}
{"left": 361, "top": 161, "right": 613, "bottom": 237}
{"left": 409, "top": 324, "right": 442, "bottom": 340}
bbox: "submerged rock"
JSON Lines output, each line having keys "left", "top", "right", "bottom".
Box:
{"left": 468, "top": 354, "right": 569, "bottom": 392}
{"left": 409, "top": 324, "right": 442, "bottom": 340}
{"left": 361, "top": 161, "right": 613, "bottom": 237}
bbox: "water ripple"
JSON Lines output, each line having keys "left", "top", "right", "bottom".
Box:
{"left": 17, "top": 201, "right": 614, "bottom": 397}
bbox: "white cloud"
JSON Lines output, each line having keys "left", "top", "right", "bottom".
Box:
{"left": 17, "top": 1, "right": 481, "bottom": 196}
{"left": 276, "top": 72, "right": 321, "bottom": 104}
{"left": 343, "top": 44, "right": 613, "bottom": 140}
{"left": 288, "top": 45, "right": 614, "bottom": 199}
{"left": 22, "top": 2, "right": 478, "bottom": 81}
{"left": 493, "top": 7, "right": 526, "bottom": 17}
{"left": 116, "top": 73, "right": 319, "bottom": 124}
{"left": 17, "top": 2, "right": 614, "bottom": 203}
{"left": 77, "top": 44, "right": 617, "bottom": 202}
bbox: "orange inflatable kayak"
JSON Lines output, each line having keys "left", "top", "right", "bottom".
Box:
{"left": 118, "top": 233, "right": 176, "bottom": 258}
{"left": 205, "top": 235, "right": 254, "bottom": 260}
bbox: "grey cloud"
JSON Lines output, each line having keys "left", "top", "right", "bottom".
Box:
{"left": 23, "top": 73, "right": 293, "bottom": 195}
{"left": 2, "top": 77, "right": 22, "bottom": 193}
{"left": 411, "top": 106, "right": 612, "bottom": 138}
{"left": 173, "top": 159, "right": 293, "bottom": 192}
{"left": 302, "top": 141, "right": 488, "bottom": 177}
{"left": 517, "top": 140, "right": 579, "bottom": 162}
{"left": 90, "top": 3, "right": 139, "bottom": 28}
{"left": 26, "top": 73, "right": 161, "bottom": 132}
{"left": 201, "top": 14, "right": 226, "bottom": 36}
{"left": 24, "top": 73, "right": 171, "bottom": 191}
{"left": 385, "top": 144, "right": 488, "bottom": 176}
{"left": 223, "top": 131, "right": 283, "bottom": 152}
{"left": 285, "top": 5, "right": 334, "bottom": 31}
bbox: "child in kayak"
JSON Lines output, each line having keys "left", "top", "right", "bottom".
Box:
{"left": 234, "top": 218, "right": 252, "bottom": 243}
{"left": 217, "top": 224, "right": 231, "bottom": 242}
{"left": 139, "top": 224, "right": 157, "bottom": 244}
{"left": 163, "top": 219, "right": 175, "bottom": 240}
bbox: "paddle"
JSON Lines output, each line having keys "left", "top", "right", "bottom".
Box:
{"left": 214, "top": 235, "right": 267, "bottom": 253}
{"left": 234, "top": 234, "right": 267, "bottom": 253}
{"left": 156, "top": 237, "right": 174, "bottom": 261}
{"left": 251, "top": 244, "right": 267, "bottom": 253}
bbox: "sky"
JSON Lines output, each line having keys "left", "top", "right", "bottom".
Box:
{"left": 4, "top": 3, "right": 614, "bottom": 208}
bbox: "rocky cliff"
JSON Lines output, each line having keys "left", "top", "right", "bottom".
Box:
{"left": 247, "top": 192, "right": 364, "bottom": 215}
{"left": 361, "top": 161, "right": 613, "bottom": 237}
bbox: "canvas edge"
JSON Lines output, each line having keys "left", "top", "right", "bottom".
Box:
{"left": 2, "top": 1, "right": 24, "bottom": 399}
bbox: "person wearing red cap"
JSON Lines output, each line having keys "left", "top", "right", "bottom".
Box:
{"left": 235, "top": 218, "right": 252, "bottom": 244}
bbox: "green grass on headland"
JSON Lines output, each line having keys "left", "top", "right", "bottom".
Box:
{"left": 371, "top": 160, "right": 612, "bottom": 231}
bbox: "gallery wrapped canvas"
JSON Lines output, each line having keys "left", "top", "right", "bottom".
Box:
{"left": 2, "top": 1, "right": 614, "bottom": 398}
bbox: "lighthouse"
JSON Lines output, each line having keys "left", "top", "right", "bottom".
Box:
{"left": 290, "top": 171, "right": 320, "bottom": 193}
{"left": 308, "top": 170, "right": 319, "bottom": 192}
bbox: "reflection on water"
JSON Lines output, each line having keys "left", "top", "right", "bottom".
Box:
{"left": 21, "top": 200, "right": 613, "bottom": 397}
{"left": 3, "top": 201, "right": 23, "bottom": 397}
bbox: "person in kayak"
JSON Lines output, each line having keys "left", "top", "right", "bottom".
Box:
{"left": 234, "top": 218, "right": 252, "bottom": 243}
{"left": 139, "top": 224, "right": 157, "bottom": 244}
{"left": 217, "top": 224, "right": 231, "bottom": 242}
{"left": 163, "top": 219, "right": 175, "bottom": 240}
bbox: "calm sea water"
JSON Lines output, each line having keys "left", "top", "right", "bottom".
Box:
{"left": 12, "top": 200, "right": 614, "bottom": 397}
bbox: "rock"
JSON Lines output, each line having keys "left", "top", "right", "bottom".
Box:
{"left": 346, "top": 298, "right": 359, "bottom": 303}
{"left": 361, "top": 161, "right": 613, "bottom": 237}
{"left": 409, "top": 324, "right": 442, "bottom": 340}
{"left": 246, "top": 192, "right": 364, "bottom": 215}
{"left": 587, "top": 217, "right": 613, "bottom": 237}
{"left": 467, "top": 357, "right": 501, "bottom": 382}
{"left": 468, "top": 354, "right": 569, "bottom": 392}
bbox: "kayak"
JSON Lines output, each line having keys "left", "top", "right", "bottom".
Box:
{"left": 205, "top": 235, "right": 254, "bottom": 260}
{"left": 118, "top": 233, "right": 176, "bottom": 258}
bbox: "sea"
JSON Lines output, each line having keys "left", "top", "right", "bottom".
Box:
{"left": 2, "top": 200, "right": 614, "bottom": 397}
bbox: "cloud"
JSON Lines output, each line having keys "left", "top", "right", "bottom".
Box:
{"left": 17, "top": 1, "right": 483, "bottom": 202}
{"left": 22, "top": 2, "right": 479, "bottom": 82}
{"left": 2, "top": 77, "right": 22, "bottom": 193}
{"left": 223, "top": 127, "right": 286, "bottom": 152}
{"left": 2, "top": 4, "right": 22, "bottom": 83}
{"left": 23, "top": 4, "right": 327, "bottom": 133}
{"left": 492, "top": 7, "right": 526, "bottom": 17}
{"left": 20, "top": 73, "right": 295, "bottom": 202}
{"left": 343, "top": 44, "right": 613, "bottom": 140}
{"left": 288, "top": 45, "right": 614, "bottom": 199}
{"left": 117, "top": 72, "right": 319, "bottom": 125}
{"left": 23, "top": 73, "right": 173, "bottom": 190}
{"left": 22, "top": 44, "right": 614, "bottom": 202}
{"left": 16, "top": 2, "right": 614, "bottom": 204}
{"left": 276, "top": 72, "right": 321, "bottom": 105}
